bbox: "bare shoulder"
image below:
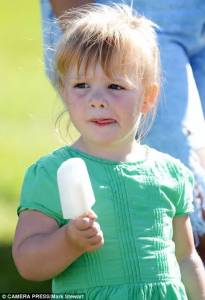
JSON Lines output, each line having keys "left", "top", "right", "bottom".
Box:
{"left": 13, "top": 210, "right": 59, "bottom": 252}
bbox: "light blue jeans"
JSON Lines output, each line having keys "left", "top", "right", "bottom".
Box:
{"left": 40, "top": 0, "right": 205, "bottom": 237}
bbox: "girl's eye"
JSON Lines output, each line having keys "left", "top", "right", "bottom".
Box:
{"left": 108, "top": 84, "right": 125, "bottom": 90}
{"left": 73, "top": 83, "right": 89, "bottom": 89}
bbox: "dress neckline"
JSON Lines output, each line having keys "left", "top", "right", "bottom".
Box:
{"left": 64, "top": 145, "right": 150, "bottom": 166}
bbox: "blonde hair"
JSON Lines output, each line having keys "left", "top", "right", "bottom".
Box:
{"left": 54, "top": 3, "right": 161, "bottom": 139}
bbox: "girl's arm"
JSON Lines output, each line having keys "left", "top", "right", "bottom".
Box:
{"left": 50, "top": 0, "right": 94, "bottom": 18}
{"left": 12, "top": 210, "right": 103, "bottom": 281}
{"left": 173, "top": 215, "right": 205, "bottom": 300}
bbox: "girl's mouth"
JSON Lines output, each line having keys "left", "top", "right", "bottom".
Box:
{"left": 90, "top": 118, "right": 117, "bottom": 126}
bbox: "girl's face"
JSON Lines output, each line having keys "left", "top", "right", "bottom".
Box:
{"left": 62, "top": 62, "right": 147, "bottom": 149}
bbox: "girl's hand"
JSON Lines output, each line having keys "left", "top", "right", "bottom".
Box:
{"left": 65, "top": 210, "right": 104, "bottom": 253}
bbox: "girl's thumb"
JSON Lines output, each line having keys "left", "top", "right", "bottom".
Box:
{"left": 86, "top": 209, "right": 98, "bottom": 220}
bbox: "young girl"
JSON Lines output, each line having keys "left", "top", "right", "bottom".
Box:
{"left": 13, "top": 4, "right": 205, "bottom": 299}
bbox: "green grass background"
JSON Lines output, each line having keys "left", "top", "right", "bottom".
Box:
{"left": 0, "top": 0, "right": 69, "bottom": 292}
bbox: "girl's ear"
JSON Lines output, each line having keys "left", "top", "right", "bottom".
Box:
{"left": 141, "top": 83, "right": 159, "bottom": 114}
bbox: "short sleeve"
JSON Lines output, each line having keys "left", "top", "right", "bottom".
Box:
{"left": 18, "top": 161, "right": 66, "bottom": 227}
{"left": 174, "top": 163, "right": 195, "bottom": 217}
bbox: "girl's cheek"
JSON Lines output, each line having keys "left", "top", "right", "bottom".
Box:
{"left": 70, "top": 90, "right": 88, "bottom": 102}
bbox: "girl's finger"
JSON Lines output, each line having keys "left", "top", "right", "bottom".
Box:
{"left": 88, "top": 231, "right": 104, "bottom": 246}
{"left": 79, "top": 209, "right": 98, "bottom": 220}
{"left": 75, "top": 217, "right": 94, "bottom": 230}
{"left": 87, "top": 209, "right": 98, "bottom": 219}
{"left": 82, "top": 222, "right": 101, "bottom": 238}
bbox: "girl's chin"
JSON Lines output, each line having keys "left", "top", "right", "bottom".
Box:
{"left": 83, "top": 135, "right": 120, "bottom": 147}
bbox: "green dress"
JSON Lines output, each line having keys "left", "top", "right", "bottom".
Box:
{"left": 18, "top": 146, "right": 194, "bottom": 299}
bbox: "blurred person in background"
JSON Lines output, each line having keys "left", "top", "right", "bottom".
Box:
{"left": 40, "top": 0, "right": 205, "bottom": 262}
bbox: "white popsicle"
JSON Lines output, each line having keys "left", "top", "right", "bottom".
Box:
{"left": 57, "top": 158, "right": 96, "bottom": 219}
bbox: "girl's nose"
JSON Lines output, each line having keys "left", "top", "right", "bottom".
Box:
{"left": 90, "top": 102, "right": 106, "bottom": 108}
{"left": 89, "top": 92, "right": 108, "bottom": 109}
